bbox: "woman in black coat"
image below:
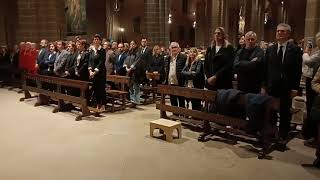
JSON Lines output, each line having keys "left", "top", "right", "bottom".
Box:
{"left": 181, "top": 48, "right": 205, "bottom": 111}
{"left": 148, "top": 45, "right": 165, "bottom": 83}
{"left": 204, "top": 27, "right": 235, "bottom": 90}
{"left": 88, "top": 34, "right": 106, "bottom": 110}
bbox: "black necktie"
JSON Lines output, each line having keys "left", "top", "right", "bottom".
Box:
{"left": 278, "top": 45, "right": 283, "bottom": 63}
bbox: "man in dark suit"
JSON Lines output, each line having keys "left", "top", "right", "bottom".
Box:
{"left": 114, "top": 43, "right": 127, "bottom": 76}
{"left": 137, "top": 37, "right": 152, "bottom": 68}
{"left": 233, "top": 31, "right": 264, "bottom": 93}
{"left": 164, "top": 42, "right": 187, "bottom": 108}
{"left": 264, "top": 23, "right": 302, "bottom": 141}
{"left": 35, "top": 39, "right": 49, "bottom": 75}
{"left": 137, "top": 37, "right": 153, "bottom": 85}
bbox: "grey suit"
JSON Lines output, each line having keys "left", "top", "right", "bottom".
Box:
{"left": 54, "top": 49, "right": 69, "bottom": 77}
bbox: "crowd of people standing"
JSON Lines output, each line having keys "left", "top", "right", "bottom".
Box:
{"left": 1, "top": 22, "right": 320, "bottom": 168}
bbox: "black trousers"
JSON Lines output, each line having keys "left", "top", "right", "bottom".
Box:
{"left": 92, "top": 76, "right": 106, "bottom": 105}
{"left": 303, "top": 77, "right": 318, "bottom": 139}
{"left": 169, "top": 85, "right": 185, "bottom": 108}
{"left": 190, "top": 98, "right": 202, "bottom": 111}
{"left": 279, "top": 93, "right": 292, "bottom": 138}
{"left": 269, "top": 84, "right": 292, "bottom": 138}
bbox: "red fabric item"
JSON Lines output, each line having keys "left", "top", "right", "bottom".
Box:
{"left": 21, "top": 50, "right": 37, "bottom": 74}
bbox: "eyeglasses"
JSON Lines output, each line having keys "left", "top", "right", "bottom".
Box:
{"left": 171, "top": 46, "right": 178, "bottom": 49}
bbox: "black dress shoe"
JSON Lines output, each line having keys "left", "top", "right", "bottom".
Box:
{"left": 313, "top": 158, "right": 320, "bottom": 168}
{"left": 276, "top": 138, "right": 289, "bottom": 152}
{"left": 304, "top": 138, "right": 318, "bottom": 149}
{"left": 198, "top": 132, "right": 211, "bottom": 142}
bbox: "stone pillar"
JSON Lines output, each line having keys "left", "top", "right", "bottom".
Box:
{"left": 243, "top": 0, "right": 265, "bottom": 40}
{"left": 304, "top": 0, "right": 320, "bottom": 42}
{"left": 144, "top": 0, "right": 169, "bottom": 46}
{"left": 208, "top": 0, "right": 225, "bottom": 31}
{"left": 16, "top": 0, "right": 65, "bottom": 43}
{"left": 106, "top": 0, "right": 113, "bottom": 40}
{"left": 195, "top": 0, "right": 206, "bottom": 47}
{"left": 257, "top": 0, "right": 265, "bottom": 41}
{"left": 205, "top": 0, "right": 225, "bottom": 46}
{"left": 225, "top": 0, "right": 241, "bottom": 45}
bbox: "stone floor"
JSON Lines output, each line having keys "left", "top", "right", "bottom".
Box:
{"left": 0, "top": 87, "right": 319, "bottom": 180}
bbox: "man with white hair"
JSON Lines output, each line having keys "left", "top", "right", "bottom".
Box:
{"left": 233, "top": 31, "right": 264, "bottom": 94}
{"left": 164, "top": 42, "right": 187, "bottom": 109}
{"left": 264, "top": 23, "right": 302, "bottom": 144}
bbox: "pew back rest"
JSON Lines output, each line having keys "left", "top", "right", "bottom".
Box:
{"left": 107, "top": 75, "right": 130, "bottom": 91}
{"left": 156, "top": 85, "right": 248, "bottom": 129}
{"left": 22, "top": 73, "right": 91, "bottom": 105}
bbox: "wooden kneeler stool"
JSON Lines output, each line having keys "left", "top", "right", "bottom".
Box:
{"left": 150, "top": 119, "right": 182, "bottom": 142}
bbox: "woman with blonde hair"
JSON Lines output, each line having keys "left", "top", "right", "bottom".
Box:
{"left": 181, "top": 48, "right": 205, "bottom": 111}
{"left": 148, "top": 45, "right": 165, "bottom": 82}
{"left": 200, "top": 27, "right": 234, "bottom": 141}
{"left": 204, "top": 27, "right": 234, "bottom": 90}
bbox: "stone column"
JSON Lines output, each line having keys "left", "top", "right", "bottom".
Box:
{"left": 304, "top": 0, "right": 320, "bottom": 42}
{"left": 106, "top": 0, "right": 113, "bottom": 40}
{"left": 144, "top": 0, "right": 169, "bottom": 46}
{"left": 195, "top": 0, "right": 206, "bottom": 47}
{"left": 257, "top": 0, "right": 265, "bottom": 41}
{"left": 243, "top": 0, "right": 265, "bottom": 40}
{"left": 205, "top": 0, "right": 225, "bottom": 46}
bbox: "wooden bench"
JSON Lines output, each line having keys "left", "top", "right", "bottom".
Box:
{"left": 19, "top": 73, "right": 101, "bottom": 121}
{"left": 141, "top": 72, "right": 160, "bottom": 104}
{"left": 106, "top": 75, "right": 133, "bottom": 111}
{"left": 150, "top": 118, "right": 182, "bottom": 142}
{"left": 156, "top": 84, "right": 279, "bottom": 159}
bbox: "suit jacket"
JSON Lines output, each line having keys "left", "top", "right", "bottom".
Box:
{"left": 40, "top": 51, "right": 56, "bottom": 75}
{"left": 164, "top": 53, "right": 187, "bottom": 86}
{"left": 65, "top": 52, "right": 78, "bottom": 78}
{"left": 105, "top": 49, "right": 115, "bottom": 75}
{"left": 88, "top": 47, "right": 106, "bottom": 80}
{"left": 204, "top": 44, "right": 235, "bottom": 90}
{"left": 114, "top": 52, "right": 127, "bottom": 75}
{"left": 264, "top": 42, "right": 302, "bottom": 97}
{"left": 37, "top": 47, "right": 49, "bottom": 69}
{"left": 75, "top": 51, "right": 89, "bottom": 81}
{"left": 54, "top": 49, "right": 69, "bottom": 77}
{"left": 233, "top": 46, "right": 264, "bottom": 93}
{"left": 137, "top": 46, "right": 152, "bottom": 69}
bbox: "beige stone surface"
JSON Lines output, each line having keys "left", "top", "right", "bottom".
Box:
{"left": 0, "top": 88, "right": 319, "bottom": 180}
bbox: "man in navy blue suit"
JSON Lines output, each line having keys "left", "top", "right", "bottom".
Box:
{"left": 35, "top": 39, "right": 49, "bottom": 75}
{"left": 263, "top": 23, "right": 302, "bottom": 143}
{"left": 114, "top": 43, "right": 127, "bottom": 76}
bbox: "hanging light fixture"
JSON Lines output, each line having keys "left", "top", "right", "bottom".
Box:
{"left": 168, "top": 14, "right": 172, "bottom": 24}
{"left": 113, "top": 0, "right": 120, "bottom": 12}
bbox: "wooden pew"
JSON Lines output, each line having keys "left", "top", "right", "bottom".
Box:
{"left": 156, "top": 84, "right": 279, "bottom": 159}
{"left": 141, "top": 72, "right": 160, "bottom": 104}
{"left": 19, "top": 73, "right": 101, "bottom": 121}
{"left": 106, "top": 75, "right": 132, "bottom": 111}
